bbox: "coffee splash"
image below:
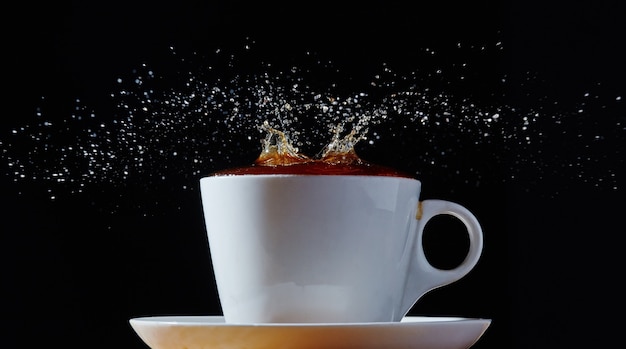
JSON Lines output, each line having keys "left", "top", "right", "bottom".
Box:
{"left": 213, "top": 121, "right": 411, "bottom": 178}
{"left": 254, "top": 121, "right": 311, "bottom": 167}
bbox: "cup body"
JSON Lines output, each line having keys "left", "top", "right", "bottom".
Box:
{"left": 200, "top": 174, "right": 482, "bottom": 323}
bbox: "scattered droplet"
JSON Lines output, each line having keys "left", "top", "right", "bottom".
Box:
{"left": 0, "top": 40, "right": 623, "bottom": 208}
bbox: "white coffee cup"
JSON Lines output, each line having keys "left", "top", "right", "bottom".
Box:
{"left": 200, "top": 174, "right": 483, "bottom": 323}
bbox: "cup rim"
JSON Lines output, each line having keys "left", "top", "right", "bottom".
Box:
{"left": 200, "top": 173, "right": 420, "bottom": 183}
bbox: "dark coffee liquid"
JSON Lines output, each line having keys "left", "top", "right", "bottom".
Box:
{"left": 211, "top": 149, "right": 412, "bottom": 178}
{"left": 211, "top": 123, "right": 413, "bottom": 178}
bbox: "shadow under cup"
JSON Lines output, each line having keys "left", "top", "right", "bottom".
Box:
{"left": 200, "top": 174, "right": 483, "bottom": 324}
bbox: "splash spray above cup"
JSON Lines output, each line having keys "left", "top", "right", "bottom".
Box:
{"left": 199, "top": 123, "right": 484, "bottom": 323}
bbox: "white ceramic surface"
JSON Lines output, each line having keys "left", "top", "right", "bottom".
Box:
{"left": 200, "top": 175, "right": 484, "bottom": 323}
{"left": 129, "top": 316, "right": 491, "bottom": 349}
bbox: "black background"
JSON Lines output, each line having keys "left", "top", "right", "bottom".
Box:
{"left": 2, "top": 1, "right": 625, "bottom": 348}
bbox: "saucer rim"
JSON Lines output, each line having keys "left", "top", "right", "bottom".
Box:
{"left": 129, "top": 315, "right": 492, "bottom": 327}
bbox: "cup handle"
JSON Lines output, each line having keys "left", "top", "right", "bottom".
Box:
{"left": 398, "top": 199, "right": 484, "bottom": 320}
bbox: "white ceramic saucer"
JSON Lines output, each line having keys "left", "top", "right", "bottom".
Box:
{"left": 129, "top": 315, "right": 491, "bottom": 349}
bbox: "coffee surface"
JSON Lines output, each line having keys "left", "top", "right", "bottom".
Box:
{"left": 211, "top": 122, "right": 412, "bottom": 178}
{"left": 211, "top": 152, "right": 412, "bottom": 177}
{"left": 213, "top": 160, "right": 412, "bottom": 178}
